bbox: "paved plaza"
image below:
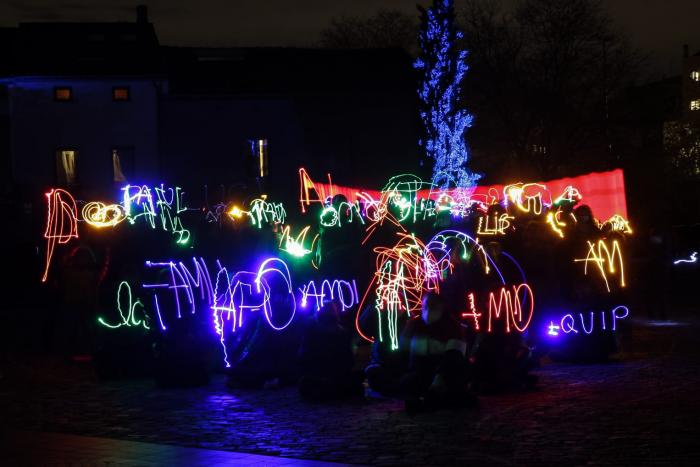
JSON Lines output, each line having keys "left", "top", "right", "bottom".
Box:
{"left": 2, "top": 318, "right": 700, "bottom": 466}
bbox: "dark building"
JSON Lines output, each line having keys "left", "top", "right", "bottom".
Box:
{"left": 0, "top": 6, "right": 420, "bottom": 206}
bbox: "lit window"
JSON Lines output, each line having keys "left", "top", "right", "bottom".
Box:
{"left": 112, "top": 147, "right": 134, "bottom": 182}
{"left": 250, "top": 139, "right": 269, "bottom": 177}
{"left": 691, "top": 71, "right": 700, "bottom": 82}
{"left": 691, "top": 100, "right": 700, "bottom": 111}
{"left": 112, "top": 87, "right": 130, "bottom": 101}
{"left": 56, "top": 150, "right": 77, "bottom": 186}
{"left": 54, "top": 87, "right": 72, "bottom": 101}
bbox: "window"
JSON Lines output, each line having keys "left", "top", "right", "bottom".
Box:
{"left": 112, "top": 147, "right": 134, "bottom": 182}
{"left": 56, "top": 150, "right": 77, "bottom": 186}
{"left": 54, "top": 87, "right": 72, "bottom": 101}
{"left": 112, "top": 86, "right": 130, "bottom": 101}
{"left": 691, "top": 71, "right": 700, "bottom": 82}
{"left": 249, "top": 138, "right": 268, "bottom": 177}
{"left": 531, "top": 144, "right": 547, "bottom": 155}
{"left": 691, "top": 100, "right": 700, "bottom": 111}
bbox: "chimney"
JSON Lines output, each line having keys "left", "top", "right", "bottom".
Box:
{"left": 683, "top": 44, "right": 689, "bottom": 58}
{"left": 136, "top": 5, "right": 148, "bottom": 24}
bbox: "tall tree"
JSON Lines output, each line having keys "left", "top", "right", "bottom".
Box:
{"left": 460, "top": 0, "right": 640, "bottom": 176}
{"left": 319, "top": 10, "right": 417, "bottom": 52}
{"left": 415, "top": 0, "right": 480, "bottom": 189}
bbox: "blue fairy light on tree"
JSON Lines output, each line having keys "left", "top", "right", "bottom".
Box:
{"left": 415, "top": 0, "right": 480, "bottom": 189}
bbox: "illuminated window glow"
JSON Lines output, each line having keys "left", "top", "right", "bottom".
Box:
{"left": 250, "top": 139, "right": 268, "bottom": 177}
{"left": 54, "top": 87, "right": 72, "bottom": 101}
{"left": 112, "top": 87, "right": 130, "bottom": 101}
{"left": 56, "top": 150, "right": 78, "bottom": 186}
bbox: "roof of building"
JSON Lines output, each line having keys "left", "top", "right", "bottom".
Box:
{"left": 162, "top": 46, "right": 416, "bottom": 96}
{"left": 1, "top": 21, "right": 162, "bottom": 77}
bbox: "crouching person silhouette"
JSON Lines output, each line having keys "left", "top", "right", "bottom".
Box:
{"left": 400, "top": 292, "right": 476, "bottom": 413}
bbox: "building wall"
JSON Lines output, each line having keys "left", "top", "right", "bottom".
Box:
{"left": 158, "top": 96, "right": 306, "bottom": 201}
{"left": 8, "top": 77, "right": 160, "bottom": 197}
{"left": 158, "top": 92, "right": 421, "bottom": 203}
{"left": 682, "top": 54, "right": 700, "bottom": 121}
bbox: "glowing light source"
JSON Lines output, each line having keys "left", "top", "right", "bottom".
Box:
{"left": 227, "top": 205, "right": 244, "bottom": 219}
{"left": 278, "top": 225, "right": 318, "bottom": 258}
{"left": 42, "top": 189, "right": 79, "bottom": 282}
{"left": 547, "top": 321, "right": 560, "bottom": 336}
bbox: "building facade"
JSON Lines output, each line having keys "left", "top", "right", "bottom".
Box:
{"left": 0, "top": 7, "right": 420, "bottom": 207}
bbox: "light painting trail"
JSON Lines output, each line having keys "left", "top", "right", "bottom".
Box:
{"left": 228, "top": 198, "right": 287, "bottom": 228}
{"left": 42, "top": 189, "right": 79, "bottom": 282}
{"left": 143, "top": 257, "right": 215, "bottom": 323}
{"left": 673, "top": 252, "right": 698, "bottom": 265}
{"left": 546, "top": 211, "right": 567, "bottom": 238}
{"left": 485, "top": 283, "right": 535, "bottom": 333}
{"left": 122, "top": 184, "right": 191, "bottom": 245}
{"left": 213, "top": 257, "right": 297, "bottom": 367}
{"left": 599, "top": 214, "right": 633, "bottom": 234}
{"left": 477, "top": 213, "right": 514, "bottom": 236}
{"left": 278, "top": 225, "right": 318, "bottom": 259}
{"left": 547, "top": 306, "right": 630, "bottom": 336}
{"left": 461, "top": 284, "right": 535, "bottom": 333}
{"left": 503, "top": 183, "right": 551, "bottom": 215}
{"left": 98, "top": 281, "right": 150, "bottom": 330}
{"left": 356, "top": 233, "right": 444, "bottom": 349}
{"left": 82, "top": 201, "right": 126, "bottom": 228}
{"left": 38, "top": 164, "right": 634, "bottom": 367}
{"left": 299, "top": 279, "right": 359, "bottom": 312}
{"left": 574, "top": 239, "right": 626, "bottom": 292}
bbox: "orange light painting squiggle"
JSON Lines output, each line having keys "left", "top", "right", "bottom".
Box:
{"left": 42, "top": 189, "right": 79, "bottom": 282}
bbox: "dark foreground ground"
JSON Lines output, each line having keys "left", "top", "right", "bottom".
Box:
{"left": 1, "top": 318, "right": 700, "bottom": 466}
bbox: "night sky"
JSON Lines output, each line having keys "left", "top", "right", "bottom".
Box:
{"left": 2, "top": 0, "right": 699, "bottom": 79}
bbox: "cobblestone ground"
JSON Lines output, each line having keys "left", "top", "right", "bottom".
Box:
{"left": 2, "top": 319, "right": 700, "bottom": 466}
